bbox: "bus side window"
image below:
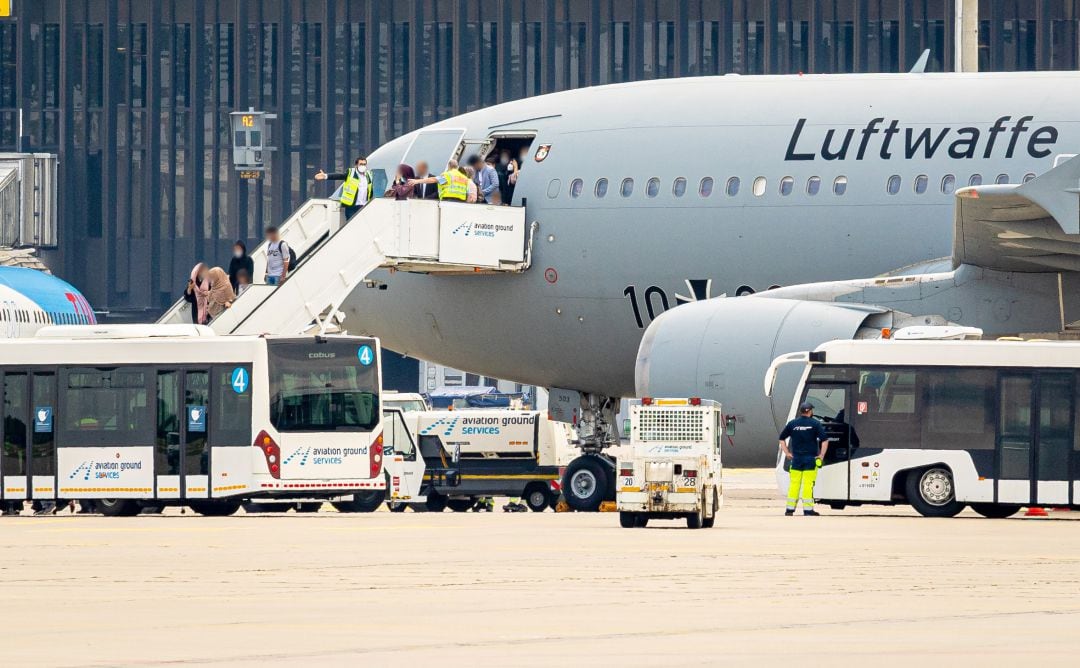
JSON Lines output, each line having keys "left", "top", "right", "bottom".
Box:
{"left": 212, "top": 366, "right": 253, "bottom": 446}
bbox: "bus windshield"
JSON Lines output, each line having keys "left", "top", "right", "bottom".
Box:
{"left": 268, "top": 339, "right": 379, "bottom": 432}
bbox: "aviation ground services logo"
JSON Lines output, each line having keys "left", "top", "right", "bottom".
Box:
{"left": 420, "top": 417, "right": 459, "bottom": 437}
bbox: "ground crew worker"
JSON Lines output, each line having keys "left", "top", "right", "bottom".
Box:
{"left": 406, "top": 159, "right": 469, "bottom": 201}
{"left": 779, "top": 402, "right": 830, "bottom": 516}
{"left": 314, "top": 156, "right": 373, "bottom": 220}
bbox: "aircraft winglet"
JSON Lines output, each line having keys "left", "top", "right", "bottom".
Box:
{"left": 909, "top": 49, "right": 930, "bottom": 73}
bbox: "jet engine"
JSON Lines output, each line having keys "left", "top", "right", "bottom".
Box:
{"left": 635, "top": 297, "right": 895, "bottom": 466}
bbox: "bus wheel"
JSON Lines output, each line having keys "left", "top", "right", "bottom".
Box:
{"left": 562, "top": 456, "right": 609, "bottom": 512}
{"left": 333, "top": 489, "right": 385, "bottom": 513}
{"left": 905, "top": 467, "right": 964, "bottom": 518}
{"left": 97, "top": 498, "right": 139, "bottom": 517}
{"left": 296, "top": 502, "right": 323, "bottom": 513}
{"left": 971, "top": 503, "right": 1021, "bottom": 519}
{"left": 447, "top": 498, "right": 475, "bottom": 513}
{"left": 189, "top": 500, "right": 242, "bottom": 517}
{"left": 634, "top": 515, "right": 649, "bottom": 528}
{"left": 523, "top": 484, "right": 551, "bottom": 512}
{"left": 619, "top": 512, "right": 637, "bottom": 528}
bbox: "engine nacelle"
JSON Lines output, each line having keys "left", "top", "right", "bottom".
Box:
{"left": 635, "top": 297, "right": 889, "bottom": 466}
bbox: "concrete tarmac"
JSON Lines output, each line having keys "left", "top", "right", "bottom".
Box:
{"left": 1, "top": 472, "right": 1079, "bottom": 667}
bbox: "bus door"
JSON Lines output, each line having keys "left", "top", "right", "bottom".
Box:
{"left": 155, "top": 369, "right": 210, "bottom": 499}
{"left": 382, "top": 408, "right": 425, "bottom": 502}
{"left": 0, "top": 371, "right": 58, "bottom": 502}
{"left": 801, "top": 383, "right": 854, "bottom": 499}
{"left": 997, "top": 372, "right": 1074, "bottom": 506}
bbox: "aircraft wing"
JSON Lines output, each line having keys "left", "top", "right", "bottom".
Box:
{"left": 953, "top": 154, "right": 1080, "bottom": 272}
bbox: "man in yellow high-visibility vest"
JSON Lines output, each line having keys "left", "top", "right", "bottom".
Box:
{"left": 315, "top": 155, "right": 374, "bottom": 220}
{"left": 407, "top": 160, "right": 469, "bottom": 202}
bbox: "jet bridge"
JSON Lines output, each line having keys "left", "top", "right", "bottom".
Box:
{"left": 158, "top": 198, "right": 533, "bottom": 335}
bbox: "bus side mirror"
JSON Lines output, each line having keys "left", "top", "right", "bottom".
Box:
{"left": 725, "top": 417, "right": 736, "bottom": 437}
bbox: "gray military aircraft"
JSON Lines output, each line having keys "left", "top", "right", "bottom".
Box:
{"left": 342, "top": 70, "right": 1080, "bottom": 506}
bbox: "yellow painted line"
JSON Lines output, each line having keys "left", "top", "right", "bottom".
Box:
{"left": 621, "top": 486, "right": 641, "bottom": 492}
{"left": 423, "top": 474, "right": 558, "bottom": 481}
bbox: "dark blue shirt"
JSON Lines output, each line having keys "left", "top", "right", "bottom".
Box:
{"left": 779, "top": 416, "right": 828, "bottom": 470}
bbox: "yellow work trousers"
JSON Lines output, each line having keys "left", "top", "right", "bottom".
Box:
{"left": 786, "top": 467, "right": 817, "bottom": 511}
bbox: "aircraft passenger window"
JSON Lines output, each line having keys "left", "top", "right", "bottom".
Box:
{"left": 594, "top": 178, "right": 608, "bottom": 198}
{"left": 968, "top": 174, "right": 983, "bottom": 186}
{"left": 886, "top": 175, "right": 901, "bottom": 195}
{"left": 914, "top": 174, "right": 928, "bottom": 194}
{"left": 832, "top": 176, "right": 847, "bottom": 195}
{"left": 941, "top": 174, "right": 956, "bottom": 194}
{"left": 620, "top": 178, "right": 634, "bottom": 197}
{"left": 547, "top": 179, "right": 561, "bottom": 198}
{"left": 752, "top": 177, "right": 767, "bottom": 197}
{"left": 1023, "top": 173, "right": 1036, "bottom": 183}
{"left": 698, "top": 177, "right": 714, "bottom": 198}
{"left": 995, "top": 173, "right": 1009, "bottom": 184}
{"left": 646, "top": 178, "right": 660, "bottom": 198}
{"left": 569, "top": 178, "right": 583, "bottom": 198}
{"left": 672, "top": 177, "right": 687, "bottom": 197}
{"left": 779, "top": 176, "right": 794, "bottom": 196}
{"left": 726, "top": 177, "right": 740, "bottom": 196}
{"left": 806, "top": 176, "right": 821, "bottom": 195}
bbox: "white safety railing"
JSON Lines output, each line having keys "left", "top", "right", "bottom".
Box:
{"left": 157, "top": 199, "right": 341, "bottom": 325}
{"left": 176, "top": 198, "right": 529, "bottom": 336}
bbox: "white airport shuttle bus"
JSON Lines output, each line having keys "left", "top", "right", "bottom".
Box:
{"left": 767, "top": 339, "right": 1080, "bottom": 518}
{"left": 0, "top": 326, "right": 384, "bottom": 516}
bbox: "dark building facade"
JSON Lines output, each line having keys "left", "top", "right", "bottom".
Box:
{"left": 2, "top": 0, "right": 1080, "bottom": 319}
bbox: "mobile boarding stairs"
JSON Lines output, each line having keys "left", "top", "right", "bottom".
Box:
{"left": 158, "top": 198, "right": 535, "bottom": 334}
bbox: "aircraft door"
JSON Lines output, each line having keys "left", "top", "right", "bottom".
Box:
{"left": 401, "top": 128, "right": 466, "bottom": 178}
{"left": 382, "top": 408, "right": 425, "bottom": 503}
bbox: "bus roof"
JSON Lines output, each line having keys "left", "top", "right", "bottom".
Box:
{"left": 812, "top": 338, "right": 1080, "bottom": 368}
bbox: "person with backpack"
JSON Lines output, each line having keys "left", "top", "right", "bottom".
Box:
{"left": 264, "top": 226, "right": 294, "bottom": 285}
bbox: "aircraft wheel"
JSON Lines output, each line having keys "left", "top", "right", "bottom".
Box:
{"left": 563, "top": 456, "right": 609, "bottom": 512}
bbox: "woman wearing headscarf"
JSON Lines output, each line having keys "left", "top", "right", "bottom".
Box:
{"left": 205, "top": 267, "right": 236, "bottom": 319}
{"left": 227, "top": 240, "right": 254, "bottom": 292}
{"left": 386, "top": 164, "right": 416, "bottom": 200}
{"left": 462, "top": 165, "right": 479, "bottom": 203}
{"left": 183, "top": 263, "right": 210, "bottom": 325}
